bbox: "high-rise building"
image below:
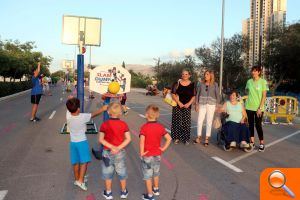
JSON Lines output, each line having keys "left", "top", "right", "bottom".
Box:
{"left": 242, "top": 0, "right": 287, "bottom": 68}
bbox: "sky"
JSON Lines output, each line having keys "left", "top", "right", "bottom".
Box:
{"left": 0, "top": 0, "right": 299, "bottom": 72}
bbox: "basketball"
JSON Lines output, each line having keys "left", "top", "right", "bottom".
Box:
{"left": 108, "top": 81, "right": 120, "bottom": 94}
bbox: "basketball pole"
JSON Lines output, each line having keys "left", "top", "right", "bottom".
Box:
{"left": 77, "top": 34, "right": 85, "bottom": 112}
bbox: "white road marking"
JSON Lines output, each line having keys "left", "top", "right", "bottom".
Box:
{"left": 49, "top": 111, "right": 56, "bottom": 119}
{"left": 212, "top": 156, "right": 243, "bottom": 173}
{"left": 129, "top": 106, "right": 145, "bottom": 109}
{"left": 139, "top": 114, "right": 146, "bottom": 118}
{"left": 165, "top": 128, "right": 171, "bottom": 133}
{"left": 229, "top": 130, "right": 300, "bottom": 164}
{"left": 160, "top": 113, "right": 171, "bottom": 116}
{"left": 0, "top": 190, "right": 8, "bottom": 200}
{"left": 60, "top": 97, "right": 63, "bottom": 101}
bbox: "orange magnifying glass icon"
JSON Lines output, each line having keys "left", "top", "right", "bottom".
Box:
{"left": 268, "top": 170, "right": 295, "bottom": 198}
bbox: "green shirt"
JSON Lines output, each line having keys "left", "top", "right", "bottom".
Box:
{"left": 226, "top": 101, "right": 243, "bottom": 123}
{"left": 245, "top": 78, "right": 269, "bottom": 111}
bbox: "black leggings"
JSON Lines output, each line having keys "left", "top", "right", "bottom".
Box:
{"left": 246, "top": 110, "right": 264, "bottom": 141}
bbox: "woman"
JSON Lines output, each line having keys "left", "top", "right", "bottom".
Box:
{"left": 194, "top": 70, "right": 220, "bottom": 146}
{"left": 171, "top": 69, "right": 195, "bottom": 145}
{"left": 245, "top": 66, "right": 268, "bottom": 152}
{"left": 220, "top": 90, "right": 250, "bottom": 150}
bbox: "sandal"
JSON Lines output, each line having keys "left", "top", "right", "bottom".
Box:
{"left": 204, "top": 138, "right": 209, "bottom": 147}
{"left": 193, "top": 136, "right": 201, "bottom": 144}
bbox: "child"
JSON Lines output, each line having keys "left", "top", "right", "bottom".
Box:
{"left": 99, "top": 102, "right": 131, "bottom": 199}
{"left": 120, "top": 93, "right": 128, "bottom": 115}
{"left": 66, "top": 97, "right": 107, "bottom": 191}
{"left": 139, "top": 105, "right": 172, "bottom": 200}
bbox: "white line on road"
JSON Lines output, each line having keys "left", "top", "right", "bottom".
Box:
{"left": 0, "top": 190, "right": 8, "bottom": 200}
{"left": 160, "top": 113, "right": 171, "bottom": 116}
{"left": 212, "top": 157, "right": 243, "bottom": 173}
{"left": 165, "top": 128, "right": 171, "bottom": 133}
{"left": 229, "top": 130, "right": 300, "bottom": 164}
{"left": 49, "top": 111, "right": 56, "bottom": 119}
{"left": 60, "top": 97, "right": 63, "bottom": 101}
{"left": 139, "top": 114, "right": 146, "bottom": 118}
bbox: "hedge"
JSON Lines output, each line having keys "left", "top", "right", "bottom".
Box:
{"left": 0, "top": 81, "right": 32, "bottom": 98}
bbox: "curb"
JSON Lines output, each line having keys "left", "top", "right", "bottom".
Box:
{"left": 0, "top": 89, "right": 31, "bottom": 102}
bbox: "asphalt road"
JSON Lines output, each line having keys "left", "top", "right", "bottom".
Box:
{"left": 0, "top": 84, "right": 299, "bottom": 200}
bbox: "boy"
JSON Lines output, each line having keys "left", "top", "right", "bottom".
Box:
{"left": 30, "top": 62, "right": 43, "bottom": 122}
{"left": 66, "top": 97, "right": 107, "bottom": 191}
{"left": 99, "top": 102, "right": 131, "bottom": 199}
{"left": 139, "top": 105, "right": 172, "bottom": 200}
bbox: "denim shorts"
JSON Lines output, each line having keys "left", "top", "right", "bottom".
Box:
{"left": 101, "top": 149, "right": 128, "bottom": 180}
{"left": 141, "top": 156, "right": 161, "bottom": 180}
{"left": 70, "top": 140, "right": 91, "bottom": 165}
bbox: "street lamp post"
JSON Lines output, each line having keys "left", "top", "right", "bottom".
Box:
{"left": 219, "top": 0, "right": 225, "bottom": 95}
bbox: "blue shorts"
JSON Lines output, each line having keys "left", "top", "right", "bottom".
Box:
{"left": 141, "top": 156, "right": 161, "bottom": 180}
{"left": 101, "top": 150, "right": 128, "bottom": 180}
{"left": 70, "top": 140, "right": 91, "bottom": 165}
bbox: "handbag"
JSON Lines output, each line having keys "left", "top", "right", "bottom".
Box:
{"left": 213, "top": 114, "right": 222, "bottom": 129}
{"left": 163, "top": 80, "right": 180, "bottom": 107}
{"left": 164, "top": 92, "right": 177, "bottom": 107}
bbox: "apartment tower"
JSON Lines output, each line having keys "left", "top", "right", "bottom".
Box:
{"left": 242, "top": 0, "right": 287, "bottom": 68}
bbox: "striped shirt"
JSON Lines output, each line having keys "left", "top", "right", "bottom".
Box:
{"left": 195, "top": 82, "right": 220, "bottom": 105}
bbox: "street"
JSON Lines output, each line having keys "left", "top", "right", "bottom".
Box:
{"left": 0, "top": 84, "right": 299, "bottom": 200}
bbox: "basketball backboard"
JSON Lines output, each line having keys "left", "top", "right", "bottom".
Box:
{"left": 90, "top": 65, "right": 131, "bottom": 94}
{"left": 62, "top": 15, "right": 102, "bottom": 46}
{"left": 62, "top": 60, "right": 74, "bottom": 70}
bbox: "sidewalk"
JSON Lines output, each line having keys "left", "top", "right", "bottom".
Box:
{"left": 0, "top": 89, "right": 31, "bottom": 102}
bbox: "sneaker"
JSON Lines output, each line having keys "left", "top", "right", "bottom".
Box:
{"left": 34, "top": 117, "right": 41, "bottom": 121}
{"left": 74, "top": 181, "right": 87, "bottom": 191}
{"left": 258, "top": 144, "right": 265, "bottom": 152}
{"left": 84, "top": 175, "right": 88, "bottom": 183}
{"left": 120, "top": 189, "right": 129, "bottom": 199}
{"left": 123, "top": 111, "right": 128, "bottom": 116}
{"left": 240, "top": 142, "right": 250, "bottom": 148}
{"left": 30, "top": 118, "right": 37, "bottom": 122}
{"left": 103, "top": 190, "right": 113, "bottom": 200}
{"left": 174, "top": 139, "right": 179, "bottom": 145}
{"left": 230, "top": 141, "right": 237, "bottom": 148}
{"left": 152, "top": 188, "right": 160, "bottom": 196}
{"left": 142, "top": 194, "right": 155, "bottom": 200}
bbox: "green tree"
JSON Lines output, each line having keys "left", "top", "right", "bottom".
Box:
{"left": 263, "top": 22, "right": 300, "bottom": 93}
{"left": 154, "top": 56, "right": 198, "bottom": 89}
{"left": 129, "top": 69, "right": 152, "bottom": 88}
{"left": 195, "top": 34, "right": 248, "bottom": 91}
{"left": 0, "top": 39, "right": 52, "bottom": 81}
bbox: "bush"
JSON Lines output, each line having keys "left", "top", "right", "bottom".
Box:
{"left": 129, "top": 70, "right": 152, "bottom": 88}
{"left": 0, "top": 81, "right": 32, "bottom": 98}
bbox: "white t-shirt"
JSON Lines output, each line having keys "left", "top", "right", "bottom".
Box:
{"left": 66, "top": 111, "right": 91, "bottom": 142}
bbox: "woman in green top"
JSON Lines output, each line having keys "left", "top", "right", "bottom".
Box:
{"left": 245, "top": 66, "right": 269, "bottom": 152}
